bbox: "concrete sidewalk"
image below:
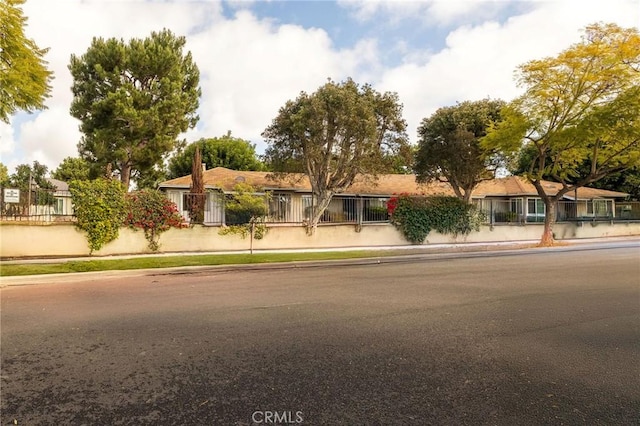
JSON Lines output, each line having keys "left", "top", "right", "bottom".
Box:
{"left": 1, "top": 236, "right": 639, "bottom": 287}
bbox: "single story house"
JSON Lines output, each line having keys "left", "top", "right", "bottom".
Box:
{"left": 470, "top": 178, "right": 630, "bottom": 223}
{"left": 28, "top": 178, "right": 74, "bottom": 219}
{"left": 47, "top": 178, "right": 74, "bottom": 217}
{"left": 157, "top": 167, "right": 630, "bottom": 225}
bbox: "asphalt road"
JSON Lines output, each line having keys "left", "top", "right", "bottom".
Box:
{"left": 1, "top": 245, "right": 639, "bottom": 425}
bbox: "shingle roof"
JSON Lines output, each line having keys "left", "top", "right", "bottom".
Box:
{"left": 46, "top": 178, "right": 69, "bottom": 192}
{"left": 158, "top": 167, "right": 628, "bottom": 199}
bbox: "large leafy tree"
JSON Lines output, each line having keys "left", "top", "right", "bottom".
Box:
{"left": 51, "top": 156, "right": 91, "bottom": 182}
{"left": 168, "top": 133, "right": 264, "bottom": 179}
{"left": 0, "top": 0, "right": 52, "bottom": 122}
{"left": 587, "top": 168, "right": 640, "bottom": 201}
{"left": 483, "top": 23, "right": 640, "bottom": 246}
{"left": 69, "top": 29, "right": 201, "bottom": 190}
{"left": 415, "top": 98, "right": 505, "bottom": 203}
{"left": 262, "top": 78, "right": 409, "bottom": 232}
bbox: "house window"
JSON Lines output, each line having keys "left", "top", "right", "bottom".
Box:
{"left": 302, "top": 195, "right": 313, "bottom": 219}
{"left": 269, "top": 193, "right": 291, "bottom": 222}
{"left": 527, "top": 198, "right": 545, "bottom": 216}
{"left": 364, "top": 198, "right": 389, "bottom": 222}
{"left": 53, "top": 198, "right": 64, "bottom": 214}
{"left": 510, "top": 198, "right": 523, "bottom": 215}
{"left": 588, "top": 200, "right": 610, "bottom": 216}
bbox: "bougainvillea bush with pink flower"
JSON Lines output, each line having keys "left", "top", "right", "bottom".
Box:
{"left": 124, "top": 189, "right": 186, "bottom": 251}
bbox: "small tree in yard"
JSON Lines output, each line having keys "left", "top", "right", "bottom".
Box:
{"left": 124, "top": 189, "right": 185, "bottom": 252}
{"left": 219, "top": 183, "right": 269, "bottom": 253}
{"left": 483, "top": 23, "right": 640, "bottom": 246}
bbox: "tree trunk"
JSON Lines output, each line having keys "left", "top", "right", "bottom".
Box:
{"left": 120, "top": 165, "right": 131, "bottom": 191}
{"left": 540, "top": 199, "right": 557, "bottom": 247}
{"left": 306, "top": 191, "right": 334, "bottom": 235}
{"left": 450, "top": 183, "right": 464, "bottom": 202}
{"left": 462, "top": 189, "right": 473, "bottom": 204}
{"left": 531, "top": 179, "right": 560, "bottom": 247}
{"left": 189, "top": 146, "right": 205, "bottom": 224}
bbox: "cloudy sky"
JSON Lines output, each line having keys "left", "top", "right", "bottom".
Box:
{"left": 1, "top": 0, "right": 638, "bottom": 175}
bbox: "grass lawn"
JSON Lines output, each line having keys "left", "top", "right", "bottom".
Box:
{"left": 0, "top": 250, "right": 401, "bottom": 277}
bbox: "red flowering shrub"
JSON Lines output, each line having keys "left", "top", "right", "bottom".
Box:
{"left": 386, "top": 192, "right": 408, "bottom": 216}
{"left": 386, "top": 196, "right": 399, "bottom": 216}
{"left": 124, "top": 189, "right": 186, "bottom": 251}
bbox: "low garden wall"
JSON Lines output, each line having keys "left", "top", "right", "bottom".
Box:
{"left": 1, "top": 221, "right": 639, "bottom": 258}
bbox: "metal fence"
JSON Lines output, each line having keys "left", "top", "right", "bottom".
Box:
{"left": 173, "top": 193, "right": 390, "bottom": 225}
{"left": 3, "top": 187, "right": 639, "bottom": 227}
{"left": 614, "top": 202, "right": 640, "bottom": 220}
{"left": 1, "top": 187, "right": 74, "bottom": 222}
{"left": 474, "top": 199, "right": 640, "bottom": 225}
{"left": 266, "top": 194, "right": 390, "bottom": 225}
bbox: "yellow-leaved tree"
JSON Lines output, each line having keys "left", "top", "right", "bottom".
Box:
{"left": 0, "top": 0, "right": 53, "bottom": 122}
{"left": 483, "top": 23, "right": 640, "bottom": 246}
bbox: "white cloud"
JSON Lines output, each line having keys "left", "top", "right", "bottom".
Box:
{"left": 18, "top": 107, "right": 82, "bottom": 168}
{"left": 376, "top": 1, "right": 640, "bottom": 140}
{"left": 183, "top": 10, "right": 379, "bottom": 150}
{"left": 0, "top": 121, "right": 16, "bottom": 156}
{"left": 338, "top": 0, "right": 510, "bottom": 26}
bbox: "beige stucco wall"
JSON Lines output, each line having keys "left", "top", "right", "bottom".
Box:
{"left": 1, "top": 221, "right": 639, "bottom": 258}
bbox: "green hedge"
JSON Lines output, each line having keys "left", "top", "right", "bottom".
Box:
{"left": 69, "top": 179, "right": 126, "bottom": 253}
{"left": 388, "top": 195, "right": 484, "bottom": 244}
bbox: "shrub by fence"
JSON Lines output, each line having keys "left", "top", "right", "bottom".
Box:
{"left": 388, "top": 195, "right": 484, "bottom": 244}
{"left": 124, "top": 189, "right": 186, "bottom": 251}
{"left": 69, "top": 179, "right": 127, "bottom": 253}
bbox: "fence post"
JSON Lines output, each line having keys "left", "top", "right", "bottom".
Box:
{"left": 490, "top": 199, "right": 494, "bottom": 226}
{"left": 27, "top": 171, "right": 32, "bottom": 218}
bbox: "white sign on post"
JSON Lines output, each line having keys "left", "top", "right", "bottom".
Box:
{"left": 4, "top": 188, "right": 20, "bottom": 203}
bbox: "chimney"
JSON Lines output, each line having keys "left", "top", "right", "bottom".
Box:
{"left": 202, "top": 163, "right": 206, "bottom": 172}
